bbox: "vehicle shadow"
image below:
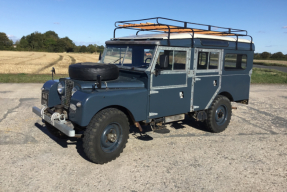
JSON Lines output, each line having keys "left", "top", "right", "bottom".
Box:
{"left": 35, "top": 115, "right": 211, "bottom": 163}
{"left": 34, "top": 122, "right": 78, "bottom": 148}
{"left": 169, "top": 115, "right": 211, "bottom": 132}
{"left": 129, "top": 115, "right": 211, "bottom": 140}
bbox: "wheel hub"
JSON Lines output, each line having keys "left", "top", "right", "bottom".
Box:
{"left": 100, "top": 123, "right": 123, "bottom": 153}
{"left": 217, "top": 111, "right": 224, "bottom": 119}
{"left": 107, "top": 131, "right": 117, "bottom": 143}
{"left": 215, "top": 105, "right": 227, "bottom": 126}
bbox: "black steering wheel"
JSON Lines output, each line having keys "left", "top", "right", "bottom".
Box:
{"left": 144, "top": 57, "right": 152, "bottom": 64}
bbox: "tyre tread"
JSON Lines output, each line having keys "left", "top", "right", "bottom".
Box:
{"left": 83, "top": 108, "right": 129, "bottom": 164}
{"left": 205, "top": 95, "right": 232, "bottom": 133}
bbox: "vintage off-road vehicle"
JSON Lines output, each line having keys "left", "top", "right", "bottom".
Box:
{"left": 32, "top": 17, "right": 254, "bottom": 164}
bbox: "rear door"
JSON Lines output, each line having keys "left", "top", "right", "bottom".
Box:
{"left": 192, "top": 48, "right": 223, "bottom": 111}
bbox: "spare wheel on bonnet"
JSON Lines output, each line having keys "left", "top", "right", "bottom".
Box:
{"left": 69, "top": 62, "right": 119, "bottom": 81}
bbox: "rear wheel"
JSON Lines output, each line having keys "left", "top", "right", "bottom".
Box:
{"left": 83, "top": 108, "right": 129, "bottom": 164}
{"left": 206, "top": 95, "right": 231, "bottom": 133}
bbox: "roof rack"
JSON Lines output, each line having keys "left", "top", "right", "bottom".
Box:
{"left": 114, "top": 17, "right": 253, "bottom": 50}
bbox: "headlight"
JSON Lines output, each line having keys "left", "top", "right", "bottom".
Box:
{"left": 72, "top": 87, "right": 78, "bottom": 96}
{"left": 57, "top": 82, "right": 65, "bottom": 94}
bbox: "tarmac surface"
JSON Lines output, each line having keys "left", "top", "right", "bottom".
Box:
{"left": 0, "top": 84, "right": 287, "bottom": 191}
{"left": 253, "top": 64, "right": 287, "bottom": 73}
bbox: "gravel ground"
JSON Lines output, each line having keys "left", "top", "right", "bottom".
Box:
{"left": 0, "top": 84, "right": 286, "bottom": 191}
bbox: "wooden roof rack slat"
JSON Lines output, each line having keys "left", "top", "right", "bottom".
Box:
{"left": 113, "top": 17, "right": 253, "bottom": 50}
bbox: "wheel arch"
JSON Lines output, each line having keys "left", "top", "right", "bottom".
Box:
{"left": 218, "top": 91, "right": 234, "bottom": 101}
{"left": 99, "top": 105, "right": 136, "bottom": 125}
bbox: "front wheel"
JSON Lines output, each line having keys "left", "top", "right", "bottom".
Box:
{"left": 205, "top": 95, "right": 232, "bottom": 133}
{"left": 83, "top": 108, "right": 129, "bottom": 164}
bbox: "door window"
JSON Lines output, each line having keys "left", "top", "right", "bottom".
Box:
{"left": 156, "top": 50, "right": 186, "bottom": 70}
{"left": 197, "top": 52, "right": 219, "bottom": 70}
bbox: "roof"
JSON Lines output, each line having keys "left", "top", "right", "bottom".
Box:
{"left": 112, "top": 33, "right": 252, "bottom": 43}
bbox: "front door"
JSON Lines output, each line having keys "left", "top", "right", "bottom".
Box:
{"left": 149, "top": 46, "right": 191, "bottom": 119}
{"left": 192, "top": 48, "right": 223, "bottom": 111}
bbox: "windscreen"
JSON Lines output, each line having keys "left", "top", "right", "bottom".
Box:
{"left": 103, "top": 45, "right": 155, "bottom": 69}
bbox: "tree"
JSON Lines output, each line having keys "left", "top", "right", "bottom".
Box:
{"left": 60, "top": 37, "right": 75, "bottom": 52}
{"left": 0, "top": 32, "right": 13, "bottom": 50}
{"left": 97, "top": 45, "right": 105, "bottom": 53}
{"left": 44, "top": 31, "right": 59, "bottom": 40}
{"left": 87, "top": 44, "right": 97, "bottom": 53}
{"left": 79, "top": 45, "right": 87, "bottom": 52}
{"left": 260, "top": 52, "right": 271, "bottom": 59}
{"left": 271, "top": 52, "right": 284, "bottom": 59}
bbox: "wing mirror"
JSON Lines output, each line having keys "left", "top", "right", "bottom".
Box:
{"left": 98, "top": 52, "right": 102, "bottom": 62}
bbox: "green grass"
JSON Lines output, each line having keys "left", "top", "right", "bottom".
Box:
{"left": 0, "top": 73, "right": 68, "bottom": 83}
{"left": 251, "top": 68, "right": 287, "bottom": 84}
{"left": 0, "top": 68, "right": 286, "bottom": 84}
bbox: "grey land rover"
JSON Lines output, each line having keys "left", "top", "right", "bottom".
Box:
{"left": 32, "top": 17, "right": 254, "bottom": 164}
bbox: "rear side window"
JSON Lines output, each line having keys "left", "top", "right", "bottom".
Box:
{"left": 197, "top": 52, "right": 219, "bottom": 70}
{"left": 224, "top": 54, "right": 247, "bottom": 70}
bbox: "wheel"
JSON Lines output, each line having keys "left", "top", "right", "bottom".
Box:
{"left": 83, "top": 108, "right": 129, "bottom": 164}
{"left": 69, "top": 62, "right": 119, "bottom": 81}
{"left": 205, "top": 95, "right": 232, "bottom": 133}
{"left": 45, "top": 121, "right": 68, "bottom": 139}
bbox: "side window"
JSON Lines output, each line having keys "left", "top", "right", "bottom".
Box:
{"left": 156, "top": 50, "right": 186, "bottom": 70}
{"left": 198, "top": 52, "right": 208, "bottom": 69}
{"left": 143, "top": 48, "right": 154, "bottom": 64}
{"left": 224, "top": 54, "right": 247, "bottom": 70}
{"left": 197, "top": 52, "right": 219, "bottom": 70}
{"left": 174, "top": 51, "right": 186, "bottom": 70}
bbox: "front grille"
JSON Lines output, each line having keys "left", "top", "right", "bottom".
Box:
{"left": 61, "top": 80, "right": 74, "bottom": 109}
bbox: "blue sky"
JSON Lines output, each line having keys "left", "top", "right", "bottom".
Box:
{"left": 0, "top": 0, "right": 286, "bottom": 54}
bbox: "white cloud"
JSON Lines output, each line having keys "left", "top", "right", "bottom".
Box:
{"left": 7, "top": 34, "right": 16, "bottom": 38}
{"left": 282, "top": 26, "right": 287, "bottom": 29}
{"left": 54, "top": 22, "right": 60, "bottom": 25}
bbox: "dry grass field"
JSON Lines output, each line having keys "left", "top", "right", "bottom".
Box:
{"left": 0, "top": 51, "right": 99, "bottom": 74}
{"left": 253, "top": 59, "right": 287, "bottom": 66}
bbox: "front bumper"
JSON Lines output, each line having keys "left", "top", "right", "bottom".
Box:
{"left": 32, "top": 106, "right": 75, "bottom": 137}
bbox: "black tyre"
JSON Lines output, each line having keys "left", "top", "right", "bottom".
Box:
{"left": 45, "top": 122, "right": 68, "bottom": 139}
{"left": 83, "top": 108, "right": 129, "bottom": 164}
{"left": 69, "top": 62, "right": 119, "bottom": 81}
{"left": 205, "top": 95, "right": 232, "bottom": 133}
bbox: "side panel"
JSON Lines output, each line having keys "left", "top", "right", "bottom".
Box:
{"left": 220, "top": 75, "right": 250, "bottom": 101}
{"left": 152, "top": 73, "right": 187, "bottom": 87}
{"left": 69, "top": 88, "right": 148, "bottom": 126}
{"left": 220, "top": 50, "right": 253, "bottom": 101}
{"left": 149, "top": 83, "right": 191, "bottom": 118}
{"left": 193, "top": 76, "right": 220, "bottom": 110}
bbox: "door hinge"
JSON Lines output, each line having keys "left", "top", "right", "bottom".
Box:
{"left": 149, "top": 112, "right": 158, "bottom": 117}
